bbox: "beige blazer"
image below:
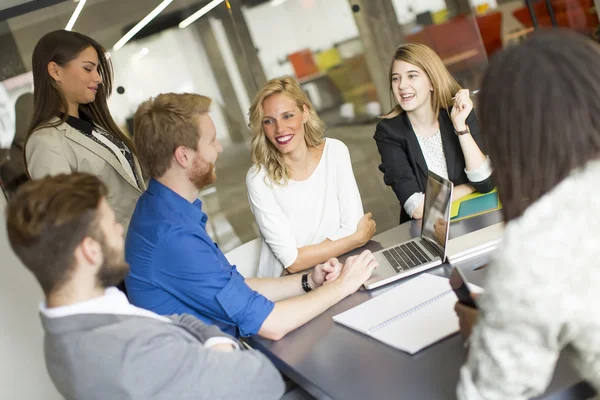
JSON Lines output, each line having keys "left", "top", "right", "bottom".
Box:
{"left": 25, "top": 119, "right": 146, "bottom": 232}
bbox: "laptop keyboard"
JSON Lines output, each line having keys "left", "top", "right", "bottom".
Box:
{"left": 381, "top": 240, "right": 440, "bottom": 273}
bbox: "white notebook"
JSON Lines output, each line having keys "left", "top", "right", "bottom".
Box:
{"left": 333, "top": 273, "right": 480, "bottom": 354}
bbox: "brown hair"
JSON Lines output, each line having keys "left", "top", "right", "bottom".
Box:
{"left": 383, "top": 43, "right": 462, "bottom": 120}
{"left": 6, "top": 173, "right": 107, "bottom": 296}
{"left": 133, "top": 93, "right": 212, "bottom": 178}
{"left": 25, "top": 30, "right": 135, "bottom": 174}
{"left": 479, "top": 29, "right": 600, "bottom": 221}
{"left": 248, "top": 76, "right": 325, "bottom": 184}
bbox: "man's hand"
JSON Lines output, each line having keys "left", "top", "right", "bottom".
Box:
{"left": 311, "top": 258, "right": 343, "bottom": 287}
{"left": 333, "top": 250, "right": 378, "bottom": 296}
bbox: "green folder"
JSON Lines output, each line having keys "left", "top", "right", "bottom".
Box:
{"left": 451, "top": 189, "right": 501, "bottom": 222}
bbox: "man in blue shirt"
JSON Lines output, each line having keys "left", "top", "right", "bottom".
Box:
{"left": 125, "top": 93, "right": 378, "bottom": 339}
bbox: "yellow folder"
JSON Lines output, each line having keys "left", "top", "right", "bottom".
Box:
{"left": 451, "top": 189, "right": 501, "bottom": 222}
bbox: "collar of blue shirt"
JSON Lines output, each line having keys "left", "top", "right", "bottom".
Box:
{"left": 147, "top": 178, "right": 208, "bottom": 228}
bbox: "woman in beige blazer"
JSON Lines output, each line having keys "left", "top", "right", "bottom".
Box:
{"left": 25, "top": 30, "right": 145, "bottom": 232}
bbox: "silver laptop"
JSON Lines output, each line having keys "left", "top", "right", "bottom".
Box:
{"left": 364, "top": 171, "right": 453, "bottom": 290}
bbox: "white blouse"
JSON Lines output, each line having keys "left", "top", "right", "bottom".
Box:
{"left": 458, "top": 159, "right": 600, "bottom": 399}
{"left": 404, "top": 130, "right": 493, "bottom": 218}
{"left": 416, "top": 130, "right": 449, "bottom": 179}
{"left": 246, "top": 138, "right": 364, "bottom": 278}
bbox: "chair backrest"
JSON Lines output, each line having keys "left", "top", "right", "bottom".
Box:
{"left": 512, "top": 0, "right": 596, "bottom": 32}
{"left": 476, "top": 11, "right": 503, "bottom": 58}
{"left": 404, "top": 28, "right": 434, "bottom": 49}
{"left": 224, "top": 237, "right": 262, "bottom": 278}
{"left": 405, "top": 16, "right": 487, "bottom": 75}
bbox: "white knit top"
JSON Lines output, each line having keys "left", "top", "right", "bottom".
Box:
{"left": 458, "top": 159, "right": 600, "bottom": 399}
{"left": 246, "top": 138, "right": 364, "bottom": 277}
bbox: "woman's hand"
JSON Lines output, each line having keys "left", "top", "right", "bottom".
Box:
{"left": 454, "top": 294, "right": 480, "bottom": 341}
{"left": 354, "top": 213, "right": 376, "bottom": 246}
{"left": 412, "top": 201, "right": 424, "bottom": 220}
{"left": 450, "top": 89, "right": 473, "bottom": 132}
{"left": 311, "top": 258, "right": 343, "bottom": 287}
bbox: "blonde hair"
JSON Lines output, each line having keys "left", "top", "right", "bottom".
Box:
{"left": 249, "top": 76, "right": 325, "bottom": 185}
{"left": 383, "top": 43, "right": 462, "bottom": 120}
{"left": 134, "top": 93, "right": 212, "bottom": 178}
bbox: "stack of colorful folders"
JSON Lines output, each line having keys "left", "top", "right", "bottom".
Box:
{"left": 450, "top": 189, "right": 501, "bottom": 222}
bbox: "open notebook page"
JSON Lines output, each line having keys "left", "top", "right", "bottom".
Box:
{"left": 334, "top": 274, "right": 481, "bottom": 354}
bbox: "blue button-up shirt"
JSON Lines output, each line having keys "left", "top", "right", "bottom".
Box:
{"left": 125, "top": 179, "right": 274, "bottom": 337}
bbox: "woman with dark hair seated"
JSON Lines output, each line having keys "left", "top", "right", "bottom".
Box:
{"left": 456, "top": 30, "right": 600, "bottom": 399}
{"left": 24, "top": 30, "right": 145, "bottom": 232}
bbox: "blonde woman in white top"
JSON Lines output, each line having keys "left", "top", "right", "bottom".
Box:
{"left": 246, "top": 76, "right": 376, "bottom": 278}
{"left": 455, "top": 31, "right": 600, "bottom": 399}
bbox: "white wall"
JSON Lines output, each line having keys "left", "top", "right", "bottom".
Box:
{"left": 391, "top": 0, "right": 498, "bottom": 24}
{"left": 392, "top": 0, "right": 446, "bottom": 24}
{"left": 107, "top": 28, "right": 231, "bottom": 143}
{"left": 0, "top": 194, "right": 63, "bottom": 400}
{"left": 242, "top": 0, "right": 360, "bottom": 78}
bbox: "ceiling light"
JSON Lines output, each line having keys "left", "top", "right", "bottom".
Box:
{"left": 179, "top": 0, "right": 224, "bottom": 29}
{"left": 113, "top": 0, "right": 174, "bottom": 51}
{"left": 65, "top": 0, "right": 87, "bottom": 31}
{"left": 132, "top": 47, "right": 150, "bottom": 61}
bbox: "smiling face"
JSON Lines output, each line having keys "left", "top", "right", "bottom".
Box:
{"left": 261, "top": 93, "right": 309, "bottom": 155}
{"left": 49, "top": 46, "right": 103, "bottom": 107}
{"left": 391, "top": 60, "right": 434, "bottom": 114}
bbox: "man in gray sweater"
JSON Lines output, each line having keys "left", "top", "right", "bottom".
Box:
{"left": 5, "top": 172, "right": 285, "bottom": 400}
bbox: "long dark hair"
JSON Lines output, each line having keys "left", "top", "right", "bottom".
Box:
{"left": 479, "top": 29, "right": 600, "bottom": 222}
{"left": 25, "top": 30, "right": 135, "bottom": 159}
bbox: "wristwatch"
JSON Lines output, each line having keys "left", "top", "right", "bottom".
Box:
{"left": 302, "top": 273, "right": 313, "bottom": 292}
{"left": 455, "top": 126, "right": 470, "bottom": 136}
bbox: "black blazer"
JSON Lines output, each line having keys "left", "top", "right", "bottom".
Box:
{"left": 374, "top": 109, "right": 494, "bottom": 224}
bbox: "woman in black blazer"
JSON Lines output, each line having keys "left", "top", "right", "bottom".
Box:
{"left": 374, "top": 43, "right": 494, "bottom": 224}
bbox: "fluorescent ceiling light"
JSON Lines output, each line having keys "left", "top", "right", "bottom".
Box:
{"left": 113, "top": 0, "right": 174, "bottom": 51}
{"left": 132, "top": 47, "right": 149, "bottom": 61}
{"left": 179, "top": 0, "right": 224, "bottom": 29}
{"left": 65, "top": 0, "right": 87, "bottom": 31}
{"left": 270, "top": 0, "right": 288, "bottom": 6}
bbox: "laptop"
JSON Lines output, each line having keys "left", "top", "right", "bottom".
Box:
{"left": 364, "top": 171, "right": 453, "bottom": 290}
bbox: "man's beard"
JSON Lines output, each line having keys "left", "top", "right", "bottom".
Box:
{"left": 95, "top": 232, "right": 130, "bottom": 289}
{"left": 188, "top": 154, "right": 216, "bottom": 190}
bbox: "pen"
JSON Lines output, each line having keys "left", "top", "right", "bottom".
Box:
{"left": 452, "top": 89, "right": 480, "bottom": 100}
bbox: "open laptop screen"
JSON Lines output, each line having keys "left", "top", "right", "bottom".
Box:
{"left": 421, "top": 171, "right": 453, "bottom": 255}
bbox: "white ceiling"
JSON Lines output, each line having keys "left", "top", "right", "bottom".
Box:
{"left": 8, "top": 0, "right": 201, "bottom": 31}
{"left": 7, "top": 0, "right": 213, "bottom": 69}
